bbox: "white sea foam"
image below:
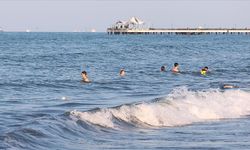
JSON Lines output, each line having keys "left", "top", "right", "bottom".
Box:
{"left": 70, "top": 88, "right": 250, "bottom": 128}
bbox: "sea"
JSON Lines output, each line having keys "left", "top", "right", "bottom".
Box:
{"left": 0, "top": 32, "right": 250, "bottom": 150}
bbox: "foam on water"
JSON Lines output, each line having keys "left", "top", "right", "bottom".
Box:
{"left": 70, "top": 87, "right": 250, "bottom": 129}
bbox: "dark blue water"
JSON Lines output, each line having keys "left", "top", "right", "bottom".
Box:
{"left": 1, "top": 32, "right": 250, "bottom": 149}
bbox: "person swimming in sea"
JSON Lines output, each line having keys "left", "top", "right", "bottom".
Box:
{"left": 172, "top": 63, "right": 180, "bottom": 73}
{"left": 200, "top": 66, "right": 208, "bottom": 76}
{"left": 120, "top": 69, "right": 126, "bottom": 76}
{"left": 160, "top": 66, "right": 166, "bottom": 72}
{"left": 81, "top": 71, "right": 91, "bottom": 83}
{"left": 221, "top": 84, "right": 239, "bottom": 89}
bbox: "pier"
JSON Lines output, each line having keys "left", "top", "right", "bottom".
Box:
{"left": 107, "top": 28, "right": 250, "bottom": 35}
{"left": 107, "top": 17, "right": 250, "bottom": 35}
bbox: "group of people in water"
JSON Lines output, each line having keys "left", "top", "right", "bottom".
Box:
{"left": 81, "top": 68, "right": 126, "bottom": 83}
{"left": 81, "top": 63, "right": 238, "bottom": 89}
{"left": 160, "top": 63, "right": 209, "bottom": 75}
{"left": 160, "top": 63, "right": 181, "bottom": 73}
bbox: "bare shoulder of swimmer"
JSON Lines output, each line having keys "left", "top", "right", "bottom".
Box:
{"left": 223, "top": 84, "right": 238, "bottom": 89}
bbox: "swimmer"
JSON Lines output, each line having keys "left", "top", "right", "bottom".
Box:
{"left": 161, "top": 66, "right": 166, "bottom": 72}
{"left": 120, "top": 69, "right": 125, "bottom": 76}
{"left": 200, "top": 66, "right": 208, "bottom": 76}
{"left": 221, "top": 84, "right": 239, "bottom": 89}
{"left": 81, "top": 71, "right": 91, "bottom": 83}
{"left": 172, "top": 63, "right": 180, "bottom": 73}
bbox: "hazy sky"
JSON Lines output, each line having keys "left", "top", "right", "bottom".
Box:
{"left": 0, "top": 0, "right": 250, "bottom": 32}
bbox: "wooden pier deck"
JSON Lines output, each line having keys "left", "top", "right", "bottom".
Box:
{"left": 107, "top": 28, "right": 250, "bottom": 35}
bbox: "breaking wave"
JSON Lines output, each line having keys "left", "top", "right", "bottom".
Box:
{"left": 70, "top": 87, "right": 250, "bottom": 129}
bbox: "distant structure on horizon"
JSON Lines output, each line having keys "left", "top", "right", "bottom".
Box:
{"left": 109, "top": 17, "right": 148, "bottom": 31}
{"left": 26, "top": 29, "right": 31, "bottom": 33}
{"left": 84, "top": 28, "right": 97, "bottom": 33}
{"left": 107, "top": 17, "right": 250, "bottom": 35}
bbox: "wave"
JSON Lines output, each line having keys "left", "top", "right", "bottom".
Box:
{"left": 70, "top": 87, "right": 250, "bottom": 129}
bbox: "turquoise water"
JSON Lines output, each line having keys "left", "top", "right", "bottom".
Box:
{"left": 0, "top": 32, "right": 250, "bottom": 149}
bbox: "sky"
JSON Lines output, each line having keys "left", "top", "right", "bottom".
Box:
{"left": 0, "top": 0, "right": 250, "bottom": 32}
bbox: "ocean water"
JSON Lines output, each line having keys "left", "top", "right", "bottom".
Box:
{"left": 0, "top": 32, "right": 250, "bottom": 149}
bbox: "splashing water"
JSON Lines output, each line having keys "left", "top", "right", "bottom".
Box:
{"left": 70, "top": 88, "right": 250, "bottom": 129}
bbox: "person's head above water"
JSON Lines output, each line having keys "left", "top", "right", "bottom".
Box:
{"left": 120, "top": 69, "right": 125, "bottom": 76}
{"left": 161, "top": 66, "right": 166, "bottom": 72}
{"left": 81, "top": 71, "right": 91, "bottom": 83}
{"left": 81, "top": 71, "right": 87, "bottom": 75}
{"left": 172, "top": 63, "right": 180, "bottom": 73}
{"left": 200, "top": 66, "right": 208, "bottom": 75}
